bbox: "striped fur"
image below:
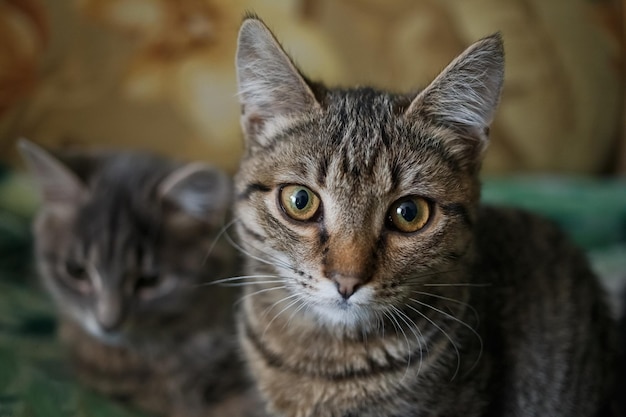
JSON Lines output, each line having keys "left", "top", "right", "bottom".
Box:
{"left": 233, "top": 17, "right": 617, "bottom": 417}
{"left": 21, "top": 141, "right": 263, "bottom": 417}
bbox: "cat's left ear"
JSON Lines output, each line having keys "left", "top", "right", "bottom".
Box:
{"left": 235, "top": 16, "right": 320, "bottom": 146}
{"left": 17, "top": 138, "right": 88, "bottom": 207}
{"left": 404, "top": 33, "right": 504, "bottom": 165}
{"left": 158, "top": 163, "right": 232, "bottom": 225}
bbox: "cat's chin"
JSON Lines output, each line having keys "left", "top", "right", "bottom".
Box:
{"left": 307, "top": 300, "right": 379, "bottom": 331}
{"left": 301, "top": 281, "right": 381, "bottom": 330}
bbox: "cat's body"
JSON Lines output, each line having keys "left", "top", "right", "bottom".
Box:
{"left": 20, "top": 143, "right": 262, "bottom": 417}
{"left": 233, "top": 17, "right": 617, "bottom": 417}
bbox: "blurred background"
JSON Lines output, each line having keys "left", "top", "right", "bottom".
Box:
{"left": 0, "top": 0, "right": 624, "bottom": 415}
{"left": 0, "top": 0, "right": 624, "bottom": 174}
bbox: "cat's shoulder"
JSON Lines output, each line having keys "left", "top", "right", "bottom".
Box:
{"left": 473, "top": 204, "right": 590, "bottom": 273}
{"left": 475, "top": 204, "right": 569, "bottom": 242}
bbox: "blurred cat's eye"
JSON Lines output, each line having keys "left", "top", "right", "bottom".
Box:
{"left": 387, "top": 196, "right": 431, "bottom": 233}
{"left": 279, "top": 185, "right": 321, "bottom": 222}
{"left": 135, "top": 273, "right": 160, "bottom": 290}
{"left": 65, "top": 260, "right": 87, "bottom": 280}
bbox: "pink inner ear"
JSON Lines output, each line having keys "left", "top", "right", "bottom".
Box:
{"left": 236, "top": 17, "right": 320, "bottom": 145}
{"left": 403, "top": 33, "right": 504, "bottom": 133}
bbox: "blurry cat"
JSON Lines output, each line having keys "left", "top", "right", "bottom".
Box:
{"left": 232, "top": 16, "right": 617, "bottom": 417}
{"left": 19, "top": 140, "right": 262, "bottom": 417}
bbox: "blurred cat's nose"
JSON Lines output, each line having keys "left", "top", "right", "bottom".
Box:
{"left": 96, "top": 297, "right": 124, "bottom": 332}
{"left": 332, "top": 275, "right": 362, "bottom": 300}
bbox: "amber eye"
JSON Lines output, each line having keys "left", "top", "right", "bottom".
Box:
{"left": 387, "top": 196, "right": 431, "bottom": 233}
{"left": 279, "top": 185, "right": 321, "bottom": 222}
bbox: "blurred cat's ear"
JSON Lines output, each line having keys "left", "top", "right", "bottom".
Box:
{"left": 158, "top": 163, "right": 231, "bottom": 225}
{"left": 235, "top": 15, "right": 320, "bottom": 145}
{"left": 17, "top": 139, "right": 88, "bottom": 206}
{"left": 404, "top": 33, "right": 504, "bottom": 159}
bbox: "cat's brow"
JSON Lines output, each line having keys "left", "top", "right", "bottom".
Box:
{"left": 237, "top": 182, "right": 272, "bottom": 200}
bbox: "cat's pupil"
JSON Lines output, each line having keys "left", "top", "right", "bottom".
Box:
{"left": 136, "top": 273, "right": 159, "bottom": 289}
{"left": 397, "top": 200, "right": 418, "bottom": 222}
{"left": 65, "top": 260, "right": 86, "bottom": 280}
{"left": 291, "top": 189, "right": 310, "bottom": 210}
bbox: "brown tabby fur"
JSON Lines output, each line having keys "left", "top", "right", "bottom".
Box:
{"left": 20, "top": 141, "right": 264, "bottom": 417}
{"left": 233, "top": 16, "right": 617, "bottom": 417}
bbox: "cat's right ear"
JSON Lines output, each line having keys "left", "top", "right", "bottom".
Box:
{"left": 235, "top": 16, "right": 320, "bottom": 146}
{"left": 404, "top": 34, "right": 504, "bottom": 168}
{"left": 158, "top": 163, "right": 232, "bottom": 226}
{"left": 17, "top": 139, "right": 87, "bottom": 207}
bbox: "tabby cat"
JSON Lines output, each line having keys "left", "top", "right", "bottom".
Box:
{"left": 19, "top": 140, "right": 262, "bottom": 417}
{"left": 232, "top": 16, "right": 617, "bottom": 417}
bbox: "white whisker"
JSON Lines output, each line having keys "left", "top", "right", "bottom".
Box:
{"left": 283, "top": 298, "right": 310, "bottom": 329}
{"left": 384, "top": 308, "right": 411, "bottom": 378}
{"left": 388, "top": 305, "right": 420, "bottom": 380}
{"left": 202, "top": 218, "right": 238, "bottom": 266}
{"left": 405, "top": 303, "right": 461, "bottom": 381}
{"left": 422, "top": 283, "right": 491, "bottom": 287}
{"left": 409, "top": 297, "right": 483, "bottom": 375}
{"left": 263, "top": 296, "right": 302, "bottom": 337}
{"left": 261, "top": 292, "right": 300, "bottom": 319}
{"left": 223, "top": 229, "right": 291, "bottom": 271}
{"left": 411, "top": 290, "right": 480, "bottom": 328}
{"left": 235, "top": 285, "right": 288, "bottom": 306}
{"left": 196, "top": 274, "right": 282, "bottom": 287}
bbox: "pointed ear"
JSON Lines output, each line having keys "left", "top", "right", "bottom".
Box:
{"left": 17, "top": 138, "right": 87, "bottom": 206}
{"left": 158, "top": 163, "right": 232, "bottom": 225}
{"left": 235, "top": 16, "right": 320, "bottom": 144}
{"left": 405, "top": 33, "right": 504, "bottom": 160}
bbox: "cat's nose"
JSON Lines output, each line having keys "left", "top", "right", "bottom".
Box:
{"left": 332, "top": 275, "right": 362, "bottom": 300}
{"left": 95, "top": 296, "right": 125, "bottom": 332}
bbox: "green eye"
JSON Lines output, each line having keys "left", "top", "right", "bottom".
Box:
{"left": 279, "top": 185, "right": 321, "bottom": 221}
{"left": 387, "top": 196, "right": 431, "bottom": 233}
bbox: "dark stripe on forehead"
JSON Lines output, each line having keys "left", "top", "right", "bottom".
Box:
{"left": 316, "top": 155, "right": 329, "bottom": 187}
{"left": 237, "top": 182, "right": 271, "bottom": 201}
{"left": 422, "top": 138, "right": 462, "bottom": 173}
{"left": 389, "top": 159, "right": 402, "bottom": 192}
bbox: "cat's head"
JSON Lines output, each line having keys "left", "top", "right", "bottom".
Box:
{"left": 19, "top": 140, "right": 233, "bottom": 344}
{"left": 233, "top": 17, "right": 504, "bottom": 329}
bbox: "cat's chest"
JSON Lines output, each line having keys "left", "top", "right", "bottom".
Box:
{"left": 239, "top": 319, "right": 460, "bottom": 417}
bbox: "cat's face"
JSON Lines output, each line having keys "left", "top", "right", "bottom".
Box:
{"left": 20, "top": 144, "right": 233, "bottom": 344}
{"left": 234, "top": 18, "right": 503, "bottom": 330}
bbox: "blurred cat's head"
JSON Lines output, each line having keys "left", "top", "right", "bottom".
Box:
{"left": 20, "top": 140, "right": 234, "bottom": 344}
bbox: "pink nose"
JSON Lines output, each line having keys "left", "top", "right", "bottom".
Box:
{"left": 332, "top": 275, "right": 363, "bottom": 299}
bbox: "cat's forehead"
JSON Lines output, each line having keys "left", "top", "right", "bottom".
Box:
{"left": 249, "top": 88, "right": 460, "bottom": 199}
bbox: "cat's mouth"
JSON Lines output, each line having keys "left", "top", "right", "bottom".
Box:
{"left": 303, "top": 281, "right": 378, "bottom": 327}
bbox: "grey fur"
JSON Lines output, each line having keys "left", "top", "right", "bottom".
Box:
{"left": 20, "top": 140, "right": 263, "bottom": 417}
